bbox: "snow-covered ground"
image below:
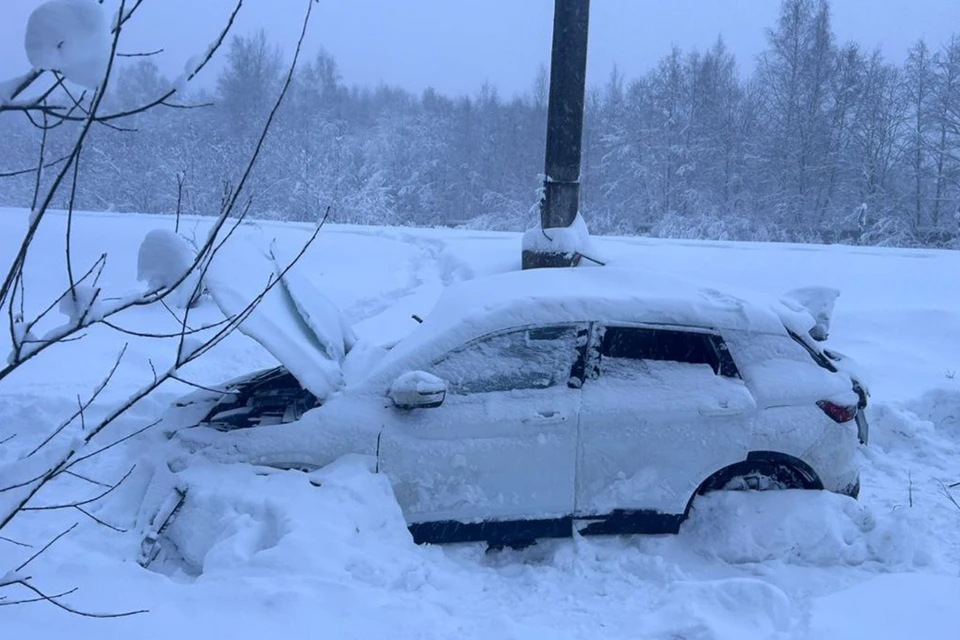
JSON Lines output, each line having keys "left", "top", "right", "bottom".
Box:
{"left": 1, "top": 208, "right": 958, "bottom": 639}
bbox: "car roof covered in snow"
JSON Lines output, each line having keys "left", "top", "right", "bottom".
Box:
{"left": 364, "top": 267, "right": 802, "bottom": 386}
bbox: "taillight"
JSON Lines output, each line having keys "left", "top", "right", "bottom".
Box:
{"left": 817, "top": 400, "right": 858, "bottom": 423}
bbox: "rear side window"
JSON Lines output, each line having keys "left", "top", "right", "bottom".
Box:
{"left": 599, "top": 327, "right": 739, "bottom": 378}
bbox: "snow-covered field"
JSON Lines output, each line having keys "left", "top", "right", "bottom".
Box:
{"left": 1, "top": 207, "right": 958, "bottom": 639}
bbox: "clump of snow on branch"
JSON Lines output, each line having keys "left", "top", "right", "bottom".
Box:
{"left": 522, "top": 211, "right": 592, "bottom": 256}
{"left": 24, "top": 0, "right": 110, "bottom": 90}
{"left": 137, "top": 229, "right": 201, "bottom": 309}
{"left": 58, "top": 283, "right": 103, "bottom": 326}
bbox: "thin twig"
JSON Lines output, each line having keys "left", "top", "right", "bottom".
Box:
{"left": 22, "top": 466, "right": 136, "bottom": 512}
{"left": 31, "top": 108, "right": 49, "bottom": 211}
{"left": 74, "top": 506, "right": 127, "bottom": 533}
{"left": 65, "top": 421, "right": 159, "bottom": 470}
{"left": 16, "top": 523, "right": 78, "bottom": 572}
{"left": 0, "top": 586, "right": 79, "bottom": 607}
{"left": 170, "top": 375, "right": 235, "bottom": 395}
{"left": 939, "top": 479, "right": 960, "bottom": 511}
{"left": 0, "top": 535, "right": 32, "bottom": 548}
{"left": 118, "top": 49, "right": 163, "bottom": 58}
{"left": 27, "top": 343, "right": 127, "bottom": 457}
{"left": 0, "top": 154, "right": 70, "bottom": 179}
{"left": 7, "top": 580, "right": 147, "bottom": 617}
{"left": 65, "top": 144, "right": 82, "bottom": 296}
{"left": 63, "top": 470, "right": 112, "bottom": 488}
{"left": 101, "top": 315, "right": 232, "bottom": 339}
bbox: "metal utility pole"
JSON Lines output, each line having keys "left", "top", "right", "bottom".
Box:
{"left": 522, "top": 0, "right": 591, "bottom": 270}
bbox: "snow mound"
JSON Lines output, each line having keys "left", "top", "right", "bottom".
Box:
{"left": 681, "top": 490, "right": 926, "bottom": 568}
{"left": 147, "top": 456, "right": 421, "bottom": 583}
{"left": 908, "top": 387, "right": 960, "bottom": 437}
{"left": 137, "top": 229, "right": 200, "bottom": 308}
{"left": 643, "top": 578, "right": 793, "bottom": 640}
{"left": 24, "top": 0, "right": 110, "bottom": 89}
{"left": 867, "top": 400, "right": 950, "bottom": 460}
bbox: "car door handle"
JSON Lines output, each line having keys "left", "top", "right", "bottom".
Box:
{"left": 698, "top": 406, "right": 744, "bottom": 417}
{"left": 523, "top": 410, "right": 566, "bottom": 424}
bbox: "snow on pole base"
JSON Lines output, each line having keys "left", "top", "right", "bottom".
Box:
{"left": 521, "top": 212, "right": 591, "bottom": 270}
{"left": 24, "top": 0, "right": 110, "bottom": 90}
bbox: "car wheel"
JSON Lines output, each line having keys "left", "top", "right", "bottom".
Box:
{"left": 700, "top": 462, "right": 807, "bottom": 495}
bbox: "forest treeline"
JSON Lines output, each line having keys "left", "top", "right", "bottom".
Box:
{"left": 2, "top": 0, "right": 959, "bottom": 247}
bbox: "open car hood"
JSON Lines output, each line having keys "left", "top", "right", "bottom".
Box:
{"left": 204, "top": 232, "right": 354, "bottom": 401}
{"left": 782, "top": 286, "right": 840, "bottom": 341}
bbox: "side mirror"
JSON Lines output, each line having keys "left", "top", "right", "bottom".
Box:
{"left": 388, "top": 371, "right": 447, "bottom": 410}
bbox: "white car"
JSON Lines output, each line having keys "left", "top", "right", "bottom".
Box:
{"left": 151, "top": 268, "right": 868, "bottom": 550}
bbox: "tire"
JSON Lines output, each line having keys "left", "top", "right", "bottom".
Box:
{"left": 699, "top": 462, "right": 807, "bottom": 495}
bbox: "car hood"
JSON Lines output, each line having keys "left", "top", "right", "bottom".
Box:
{"left": 204, "top": 233, "right": 355, "bottom": 401}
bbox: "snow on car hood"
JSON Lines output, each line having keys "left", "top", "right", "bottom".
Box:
{"left": 203, "top": 231, "right": 351, "bottom": 401}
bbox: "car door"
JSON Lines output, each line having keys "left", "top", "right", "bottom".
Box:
{"left": 575, "top": 324, "right": 756, "bottom": 530}
{"left": 378, "top": 323, "right": 588, "bottom": 542}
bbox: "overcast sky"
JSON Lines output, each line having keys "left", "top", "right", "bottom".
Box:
{"left": 2, "top": 1, "right": 959, "bottom": 97}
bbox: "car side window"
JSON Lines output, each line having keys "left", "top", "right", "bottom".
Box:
{"left": 598, "top": 327, "right": 738, "bottom": 378}
{"left": 430, "top": 325, "right": 583, "bottom": 395}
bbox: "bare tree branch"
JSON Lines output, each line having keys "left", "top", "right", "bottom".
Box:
{"left": 0, "top": 4, "right": 126, "bottom": 313}
{"left": 0, "top": 0, "right": 326, "bottom": 621}
{"left": 0, "top": 0, "right": 149, "bottom": 108}
{"left": 2, "top": 0, "right": 244, "bottom": 125}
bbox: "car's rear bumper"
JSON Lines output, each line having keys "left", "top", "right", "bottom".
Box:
{"left": 837, "top": 475, "right": 860, "bottom": 500}
{"left": 856, "top": 411, "right": 869, "bottom": 445}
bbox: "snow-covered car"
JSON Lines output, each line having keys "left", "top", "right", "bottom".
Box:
{"left": 153, "top": 268, "right": 868, "bottom": 549}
